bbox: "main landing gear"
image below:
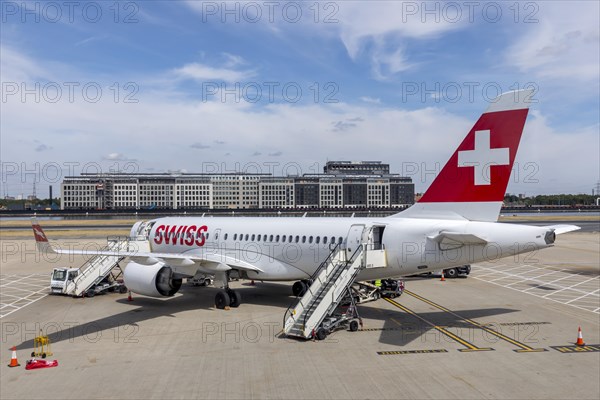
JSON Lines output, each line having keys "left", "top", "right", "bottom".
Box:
{"left": 214, "top": 271, "right": 242, "bottom": 309}
{"left": 292, "top": 279, "right": 312, "bottom": 297}
{"left": 215, "top": 288, "right": 242, "bottom": 309}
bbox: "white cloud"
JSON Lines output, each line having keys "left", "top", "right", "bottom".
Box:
{"left": 360, "top": 96, "right": 381, "bottom": 104}
{"left": 171, "top": 62, "right": 255, "bottom": 83}
{"left": 505, "top": 2, "right": 599, "bottom": 83}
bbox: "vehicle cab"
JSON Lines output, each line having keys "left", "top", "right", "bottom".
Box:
{"left": 50, "top": 268, "right": 79, "bottom": 294}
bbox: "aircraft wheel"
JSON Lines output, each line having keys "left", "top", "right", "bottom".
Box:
{"left": 215, "top": 290, "right": 231, "bottom": 309}
{"left": 229, "top": 290, "right": 242, "bottom": 308}
{"left": 444, "top": 268, "right": 458, "bottom": 279}
{"left": 292, "top": 281, "right": 307, "bottom": 297}
{"left": 316, "top": 328, "right": 327, "bottom": 341}
{"left": 349, "top": 320, "right": 359, "bottom": 332}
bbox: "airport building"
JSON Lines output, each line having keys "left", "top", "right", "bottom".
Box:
{"left": 60, "top": 161, "right": 414, "bottom": 210}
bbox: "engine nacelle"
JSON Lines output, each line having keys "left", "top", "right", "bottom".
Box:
{"left": 124, "top": 261, "right": 182, "bottom": 297}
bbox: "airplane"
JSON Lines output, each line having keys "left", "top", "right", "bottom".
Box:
{"left": 32, "top": 89, "right": 579, "bottom": 309}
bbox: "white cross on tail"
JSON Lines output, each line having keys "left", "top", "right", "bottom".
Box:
{"left": 457, "top": 130, "right": 509, "bottom": 185}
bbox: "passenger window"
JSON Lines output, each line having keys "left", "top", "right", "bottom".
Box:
{"left": 282, "top": 235, "right": 286, "bottom": 243}
{"left": 215, "top": 232, "right": 218, "bottom": 240}
{"left": 224, "top": 233, "right": 228, "bottom": 240}
{"left": 276, "top": 235, "right": 280, "bottom": 242}
{"left": 338, "top": 237, "right": 343, "bottom": 244}
{"left": 309, "top": 236, "right": 313, "bottom": 244}
{"left": 288, "top": 235, "right": 292, "bottom": 242}
{"left": 245, "top": 234, "right": 249, "bottom": 241}
{"left": 269, "top": 235, "right": 274, "bottom": 242}
{"left": 323, "top": 237, "right": 328, "bottom": 244}
{"left": 316, "top": 236, "right": 320, "bottom": 244}
{"left": 251, "top": 234, "right": 255, "bottom": 241}
{"left": 302, "top": 236, "right": 306, "bottom": 243}
{"left": 257, "top": 234, "right": 261, "bottom": 241}
{"left": 295, "top": 236, "right": 299, "bottom": 243}
{"left": 233, "top": 234, "right": 237, "bottom": 240}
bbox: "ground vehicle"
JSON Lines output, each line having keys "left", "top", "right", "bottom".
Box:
{"left": 314, "top": 304, "right": 361, "bottom": 340}
{"left": 443, "top": 265, "right": 471, "bottom": 278}
{"left": 379, "top": 279, "right": 405, "bottom": 297}
{"left": 410, "top": 265, "right": 472, "bottom": 279}
{"left": 188, "top": 274, "right": 213, "bottom": 286}
{"left": 50, "top": 268, "right": 79, "bottom": 294}
{"left": 84, "top": 279, "right": 127, "bottom": 297}
{"left": 50, "top": 268, "right": 125, "bottom": 296}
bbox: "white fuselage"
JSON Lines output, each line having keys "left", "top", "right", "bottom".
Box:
{"left": 134, "top": 216, "right": 553, "bottom": 281}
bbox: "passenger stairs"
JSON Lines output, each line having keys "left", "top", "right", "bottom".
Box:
{"left": 65, "top": 237, "right": 149, "bottom": 297}
{"left": 283, "top": 243, "right": 366, "bottom": 339}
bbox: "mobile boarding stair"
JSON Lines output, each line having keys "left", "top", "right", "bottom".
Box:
{"left": 65, "top": 237, "right": 149, "bottom": 297}
{"left": 283, "top": 238, "right": 386, "bottom": 341}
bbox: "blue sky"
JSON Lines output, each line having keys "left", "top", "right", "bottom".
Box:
{"left": 1, "top": 1, "right": 599, "bottom": 197}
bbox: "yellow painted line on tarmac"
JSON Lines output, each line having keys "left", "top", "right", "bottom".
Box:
{"left": 384, "top": 298, "right": 494, "bottom": 352}
{"left": 404, "top": 290, "right": 547, "bottom": 353}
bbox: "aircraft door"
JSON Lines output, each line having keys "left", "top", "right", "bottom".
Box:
{"left": 345, "top": 224, "right": 366, "bottom": 254}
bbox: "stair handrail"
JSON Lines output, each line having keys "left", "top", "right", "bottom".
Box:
{"left": 68, "top": 238, "right": 129, "bottom": 294}
{"left": 282, "top": 243, "right": 341, "bottom": 332}
{"left": 300, "top": 244, "right": 364, "bottom": 333}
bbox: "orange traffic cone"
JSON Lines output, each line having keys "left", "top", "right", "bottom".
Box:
{"left": 127, "top": 291, "right": 133, "bottom": 302}
{"left": 7, "top": 346, "right": 20, "bottom": 368}
{"left": 440, "top": 271, "right": 446, "bottom": 282}
{"left": 575, "top": 326, "right": 585, "bottom": 346}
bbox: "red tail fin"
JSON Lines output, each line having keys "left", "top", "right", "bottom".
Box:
{"left": 398, "top": 89, "right": 533, "bottom": 221}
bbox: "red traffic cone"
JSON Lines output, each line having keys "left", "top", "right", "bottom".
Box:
{"left": 7, "top": 346, "right": 20, "bottom": 368}
{"left": 440, "top": 271, "right": 446, "bottom": 282}
{"left": 127, "top": 291, "right": 133, "bottom": 302}
{"left": 575, "top": 326, "right": 585, "bottom": 346}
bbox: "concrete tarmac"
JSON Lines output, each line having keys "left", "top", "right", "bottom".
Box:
{"left": 0, "top": 233, "right": 598, "bottom": 399}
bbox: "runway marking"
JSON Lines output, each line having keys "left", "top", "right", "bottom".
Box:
{"left": 404, "top": 290, "right": 547, "bottom": 353}
{"left": 472, "top": 264, "right": 600, "bottom": 314}
{"left": 384, "top": 298, "right": 494, "bottom": 352}
{"left": 551, "top": 345, "right": 600, "bottom": 353}
{"left": 378, "top": 349, "right": 448, "bottom": 355}
{"left": 0, "top": 274, "right": 49, "bottom": 319}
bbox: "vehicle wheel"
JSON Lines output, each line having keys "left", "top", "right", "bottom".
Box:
{"left": 229, "top": 290, "right": 242, "bottom": 308}
{"left": 316, "top": 328, "right": 327, "bottom": 341}
{"left": 215, "top": 290, "right": 231, "bottom": 309}
{"left": 349, "top": 320, "right": 359, "bottom": 332}
{"left": 292, "top": 281, "right": 307, "bottom": 297}
{"left": 87, "top": 290, "right": 95, "bottom": 297}
{"left": 465, "top": 265, "right": 472, "bottom": 275}
{"left": 31, "top": 352, "right": 35, "bottom": 357}
{"left": 444, "top": 268, "right": 458, "bottom": 279}
{"left": 119, "top": 285, "right": 128, "bottom": 294}
{"left": 41, "top": 353, "right": 46, "bottom": 359}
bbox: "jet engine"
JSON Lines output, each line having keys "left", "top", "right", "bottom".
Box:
{"left": 124, "top": 261, "right": 182, "bottom": 297}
